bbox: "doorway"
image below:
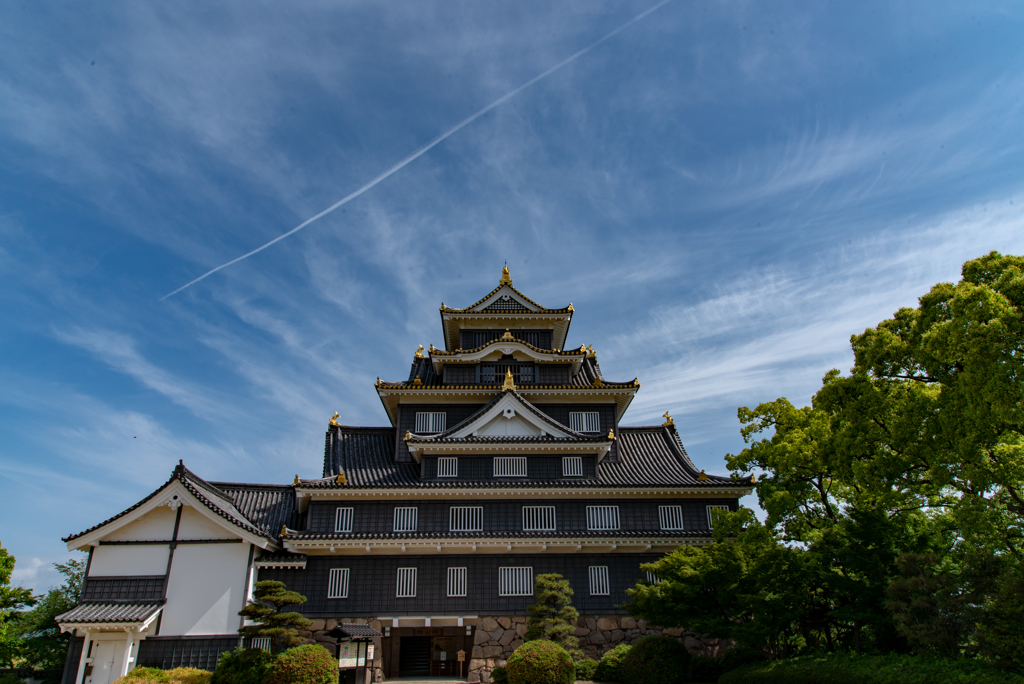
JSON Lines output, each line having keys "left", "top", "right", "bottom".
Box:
{"left": 398, "top": 636, "right": 431, "bottom": 677}
{"left": 86, "top": 640, "right": 126, "bottom": 684}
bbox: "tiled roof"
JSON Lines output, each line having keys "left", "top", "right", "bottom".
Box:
{"left": 428, "top": 338, "right": 587, "bottom": 356}
{"left": 336, "top": 624, "right": 383, "bottom": 638}
{"left": 211, "top": 483, "right": 300, "bottom": 534}
{"left": 57, "top": 602, "right": 163, "bottom": 625}
{"left": 285, "top": 530, "right": 715, "bottom": 541}
{"left": 440, "top": 283, "right": 570, "bottom": 315}
{"left": 254, "top": 552, "right": 307, "bottom": 568}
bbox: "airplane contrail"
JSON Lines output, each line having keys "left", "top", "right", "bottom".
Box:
{"left": 162, "top": 0, "right": 673, "bottom": 300}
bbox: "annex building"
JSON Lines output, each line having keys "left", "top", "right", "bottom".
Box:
{"left": 57, "top": 266, "right": 753, "bottom": 684}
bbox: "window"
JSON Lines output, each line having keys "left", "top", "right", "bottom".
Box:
{"left": 569, "top": 412, "right": 601, "bottom": 433}
{"left": 335, "top": 507, "right": 354, "bottom": 533}
{"left": 437, "top": 457, "right": 458, "bottom": 478}
{"left": 498, "top": 567, "right": 533, "bottom": 596}
{"left": 447, "top": 567, "right": 467, "bottom": 597}
{"left": 450, "top": 506, "right": 483, "bottom": 532}
{"left": 494, "top": 456, "right": 527, "bottom": 477}
{"left": 394, "top": 507, "right": 418, "bottom": 532}
{"left": 589, "top": 566, "right": 610, "bottom": 596}
{"left": 659, "top": 505, "right": 684, "bottom": 531}
{"left": 249, "top": 637, "right": 271, "bottom": 652}
{"left": 522, "top": 506, "right": 556, "bottom": 531}
{"left": 415, "top": 412, "right": 446, "bottom": 433}
{"left": 327, "top": 568, "right": 349, "bottom": 599}
{"left": 707, "top": 505, "right": 730, "bottom": 528}
{"left": 587, "top": 505, "right": 620, "bottom": 531}
{"left": 645, "top": 571, "right": 660, "bottom": 584}
{"left": 562, "top": 456, "right": 583, "bottom": 477}
{"left": 396, "top": 568, "right": 417, "bottom": 598}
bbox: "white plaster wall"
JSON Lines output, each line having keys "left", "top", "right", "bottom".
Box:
{"left": 89, "top": 545, "right": 169, "bottom": 577}
{"left": 175, "top": 506, "right": 238, "bottom": 540}
{"left": 160, "top": 543, "right": 251, "bottom": 636}
{"left": 104, "top": 506, "right": 177, "bottom": 542}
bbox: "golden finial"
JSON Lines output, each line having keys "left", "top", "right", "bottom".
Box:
{"left": 329, "top": 411, "right": 340, "bottom": 427}
{"left": 415, "top": 345, "right": 426, "bottom": 359}
{"left": 336, "top": 471, "right": 347, "bottom": 484}
{"left": 663, "top": 411, "right": 674, "bottom": 427}
{"left": 607, "top": 428, "right": 616, "bottom": 441}
{"left": 501, "top": 329, "right": 515, "bottom": 341}
{"left": 412, "top": 376, "right": 422, "bottom": 386}
{"left": 634, "top": 378, "right": 640, "bottom": 387}
{"left": 586, "top": 345, "right": 596, "bottom": 358}
{"left": 502, "top": 369, "right": 517, "bottom": 392}
{"left": 293, "top": 474, "right": 300, "bottom": 485}
{"left": 429, "top": 343, "right": 436, "bottom": 353}
{"left": 592, "top": 377, "right": 603, "bottom": 387}
{"left": 375, "top": 377, "right": 381, "bottom": 387}
{"left": 279, "top": 524, "right": 288, "bottom": 538}
{"left": 698, "top": 470, "right": 709, "bottom": 481}
{"left": 751, "top": 474, "right": 757, "bottom": 484}
{"left": 404, "top": 430, "right": 411, "bottom": 441}
{"left": 567, "top": 303, "right": 574, "bottom": 312}
{"left": 500, "top": 261, "right": 512, "bottom": 285}
{"left": 579, "top": 344, "right": 586, "bottom": 352}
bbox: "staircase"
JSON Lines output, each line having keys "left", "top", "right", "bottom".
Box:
{"left": 398, "top": 636, "right": 432, "bottom": 677}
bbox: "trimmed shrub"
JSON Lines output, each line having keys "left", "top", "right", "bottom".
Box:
{"left": 689, "top": 656, "right": 722, "bottom": 683}
{"left": 507, "top": 640, "right": 575, "bottom": 684}
{"left": 211, "top": 648, "right": 277, "bottom": 684}
{"left": 264, "top": 645, "right": 337, "bottom": 684}
{"left": 491, "top": 665, "right": 508, "bottom": 684}
{"left": 575, "top": 658, "right": 600, "bottom": 681}
{"left": 718, "top": 654, "right": 1024, "bottom": 684}
{"left": 115, "top": 667, "right": 212, "bottom": 684}
{"left": 595, "top": 644, "right": 632, "bottom": 682}
{"left": 0, "top": 675, "right": 23, "bottom": 684}
{"left": 621, "top": 636, "right": 691, "bottom": 684}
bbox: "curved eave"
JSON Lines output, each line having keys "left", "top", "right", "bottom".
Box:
{"left": 294, "top": 485, "right": 754, "bottom": 502}
{"left": 430, "top": 339, "right": 587, "bottom": 374}
{"left": 283, "top": 535, "right": 713, "bottom": 555}
{"left": 405, "top": 439, "right": 613, "bottom": 461}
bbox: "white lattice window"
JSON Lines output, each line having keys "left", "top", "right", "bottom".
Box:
{"left": 415, "top": 412, "right": 446, "bottom": 433}
{"left": 396, "top": 567, "right": 417, "bottom": 598}
{"left": 522, "top": 506, "right": 556, "bottom": 531}
{"left": 569, "top": 412, "right": 600, "bottom": 433}
{"left": 587, "top": 505, "right": 620, "bottom": 531}
{"left": 447, "top": 567, "right": 467, "bottom": 597}
{"left": 394, "top": 507, "right": 418, "bottom": 532}
{"left": 494, "top": 456, "right": 527, "bottom": 477}
{"left": 327, "top": 568, "right": 349, "bottom": 599}
{"left": 707, "top": 505, "right": 730, "bottom": 528}
{"left": 335, "top": 507, "right": 354, "bottom": 533}
{"left": 659, "top": 505, "right": 684, "bottom": 531}
{"left": 499, "top": 567, "right": 534, "bottom": 596}
{"left": 437, "top": 457, "right": 458, "bottom": 478}
{"left": 562, "top": 456, "right": 583, "bottom": 477}
{"left": 589, "top": 566, "right": 610, "bottom": 596}
{"left": 250, "top": 637, "right": 271, "bottom": 651}
{"left": 450, "top": 506, "right": 483, "bottom": 532}
{"left": 645, "top": 571, "right": 660, "bottom": 584}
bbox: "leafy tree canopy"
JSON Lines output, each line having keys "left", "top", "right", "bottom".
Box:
{"left": 238, "top": 581, "right": 312, "bottom": 654}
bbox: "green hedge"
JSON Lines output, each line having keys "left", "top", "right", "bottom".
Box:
{"left": 507, "top": 641, "right": 575, "bottom": 684}
{"left": 719, "top": 654, "right": 1024, "bottom": 684}
{"left": 264, "top": 645, "right": 337, "bottom": 684}
{"left": 211, "top": 649, "right": 276, "bottom": 684}
{"left": 621, "top": 636, "right": 691, "bottom": 684}
{"left": 595, "top": 643, "right": 632, "bottom": 682}
{"left": 575, "top": 658, "right": 599, "bottom": 681}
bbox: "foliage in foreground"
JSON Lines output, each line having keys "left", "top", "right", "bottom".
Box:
{"left": 620, "top": 636, "right": 691, "bottom": 684}
{"left": 263, "top": 645, "right": 337, "bottom": 684}
{"left": 574, "top": 658, "right": 599, "bottom": 681}
{"left": 525, "top": 573, "right": 583, "bottom": 660}
{"left": 210, "top": 648, "right": 277, "bottom": 684}
{"left": 114, "top": 667, "right": 212, "bottom": 684}
{"left": 718, "top": 653, "right": 1024, "bottom": 684}
{"left": 506, "top": 640, "right": 575, "bottom": 684}
{"left": 237, "top": 581, "right": 313, "bottom": 654}
{"left": 594, "top": 643, "right": 631, "bottom": 682}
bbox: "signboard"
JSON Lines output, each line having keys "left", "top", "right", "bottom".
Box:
{"left": 439, "top": 652, "right": 446, "bottom": 661}
{"left": 366, "top": 644, "right": 375, "bottom": 662}
{"left": 338, "top": 643, "right": 357, "bottom": 669}
{"left": 414, "top": 628, "right": 443, "bottom": 636}
{"left": 457, "top": 650, "right": 466, "bottom": 662}
{"left": 357, "top": 642, "right": 366, "bottom": 667}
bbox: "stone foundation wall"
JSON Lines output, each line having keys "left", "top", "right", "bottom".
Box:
{"left": 301, "top": 618, "right": 386, "bottom": 683}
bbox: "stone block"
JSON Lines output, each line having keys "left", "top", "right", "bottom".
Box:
{"left": 620, "top": 617, "right": 636, "bottom": 630}
{"left": 469, "top": 659, "right": 487, "bottom": 671}
{"left": 509, "top": 639, "right": 522, "bottom": 652}
{"left": 596, "top": 617, "right": 618, "bottom": 631}
{"left": 610, "top": 630, "right": 624, "bottom": 643}
{"left": 475, "top": 630, "right": 491, "bottom": 644}
{"left": 512, "top": 615, "right": 527, "bottom": 624}
{"left": 585, "top": 617, "right": 597, "bottom": 630}
{"left": 495, "top": 659, "right": 507, "bottom": 668}
{"left": 472, "top": 646, "right": 485, "bottom": 658}
{"left": 499, "top": 631, "right": 515, "bottom": 647}
{"left": 684, "top": 636, "right": 702, "bottom": 651}
{"left": 467, "top": 674, "right": 480, "bottom": 683}
{"left": 637, "top": 620, "right": 647, "bottom": 629}
{"left": 481, "top": 645, "right": 504, "bottom": 658}
{"left": 351, "top": 618, "right": 368, "bottom": 624}
{"left": 370, "top": 620, "right": 382, "bottom": 632}
{"left": 497, "top": 617, "right": 512, "bottom": 629}
{"left": 309, "top": 619, "right": 326, "bottom": 631}
{"left": 573, "top": 627, "right": 591, "bottom": 637}
{"left": 481, "top": 617, "right": 500, "bottom": 632}
{"left": 488, "top": 629, "right": 505, "bottom": 642}
{"left": 515, "top": 623, "right": 528, "bottom": 637}
{"left": 588, "top": 631, "right": 608, "bottom": 645}
{"left": 665, "top": 628, "right": 684, "bottom": 637}
{"left": 326, "top": 619, "right": 338, "bottom": 630}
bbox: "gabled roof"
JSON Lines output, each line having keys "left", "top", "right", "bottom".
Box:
{"left": 57, "top": 602, "right": 163, "bottom": 629}
{"left": 417, "top": 389, "right": 589, "bottom": 440}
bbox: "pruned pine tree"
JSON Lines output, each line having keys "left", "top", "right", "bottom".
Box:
{"left": 238, "top": 581, "right": 313, "bottom": 653}
{"left": 525, "top": 573, "right": 584, "bottom": 660}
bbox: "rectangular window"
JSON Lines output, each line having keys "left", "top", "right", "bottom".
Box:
{"left": 645, "top": 571, "right": 660, "bottom": 584}
{"left": 498, "top": 567, "right": 534, "bottom": 596}
{"left": 494, "top": 456, "right": 527, "bottom": 477}
{"left": 450, "top": 506, "right": 484, "bottom": 532}
{"left": 589, "top": 566, "right": 610, "bottom": 596}
{"left": 415, "top": 412, "right": 446, "bottom": 433}
{"left": 569, "top": 412, "right": 601, "bottom": 433}
{"left": 327, "top": 568, "right": 349, "bottom": 599}
{"left": 334, "top": 507, "right": 354, "bottom": 533}
{"left": 587, "top": 505, "right": 620, "bottom": 531}
{"left": 396, "top": 568, "right": 417, "bottom": 598}
{"left": 394, "top": 507, "right": 418, "bottom": 532}
{"left": 707, "top": 505, "right": 730, "bottom": 528}
{"left": 522, "top": 506, "right": 556, "bottom": 531}
{"left": 658, "top": 505, "right": 684, "bottom": 531}
{"left": 562, "top": 456, "right": 583, "bottom": 477}
{"left": 447, "top": 567, "right": 467, "bottom": 597}
{"left": 437, "top": 457, "right": 458, "bottom": 478}
{"left": 249, "top": 637, "right": 271, "bottom": 652}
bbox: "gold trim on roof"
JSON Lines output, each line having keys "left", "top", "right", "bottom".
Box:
{"left": 502, "top": 369, "right": 517, "bottom": 392}
{"left": 415, "top": 345, "right": 426, "bottom": 359}
{"left": 500, "top": 261, "right": 512, "bottom": 285}
{"left": 329, "top": 411, "right": 340, "bottom": 427}
{"left": 663, "top": 411, "right": 674, "bottom": 427}
{"left": 698, "top": 470, "right": 709, "bottom": 481}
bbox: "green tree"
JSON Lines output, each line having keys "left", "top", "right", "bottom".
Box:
{"left": 237, "top": 581, "right": 312, "bottom": 654}
{"left": 524, "top": 573, "right": 583, "bottom": 660}
{"left": 16, "top": 558, "right": 87, "bottom": 674}
{"left": 0, "top": 541, "right": 36, "bottom": 668}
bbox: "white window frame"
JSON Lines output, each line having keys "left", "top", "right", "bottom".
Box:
{"left": 249, "top": 637, "right": 271, "bottom": 651}
{"left": 415, "top": 412, "right": 446, "bottom": 434}
{"left": 327, "top": 568, "right": 350, "bottom": 599}
{"left": 396, "top": 567, "right": 417, "bottom": 598}
{"left": 494, "top": 456, "right": 527, "bottom": 477}
{"left": 586, "top": 505, "right": 620, "bottom": 531}
{"left": 562, "top": 456, "right": 583, "bottom": 477}
{"left": 707, "top": 505, "right": 730, "bottom": 528}
{"left": 394, "top": 507, "right": 418, "bottom": 532}
{"left": 658, "top": 505, "right": 684, "bottom": 531}
{"left": 522, "top": 506, "right": 556, "bottom": 531}
{"left": 437, "top": 457, "right": 458, "bottom": 478}
{"left": 569, "top": 411, "right": 601, "bottom": 433}
{"left": 498, "top": 567, "right": 534, "bottom": 596}
{"left": 449, "top": 506, "right": 483, "bottom": 532}
{"left": 645, "top": 571, "right": 660, "bottom": 584}
{"left": 589, "top": 566, "right": 610, "bottom": 596}
{"left": 335, "top": 507, "right": 354, "bottom": 533}
{"left": 447, "top": 567, "right": 467, "bottom": 597}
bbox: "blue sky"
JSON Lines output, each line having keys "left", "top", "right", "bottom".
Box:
{"left": 2, "top": 1, "right": 1023, "bottom": 592}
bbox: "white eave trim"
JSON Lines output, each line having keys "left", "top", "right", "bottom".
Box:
{"left": 283, "top": 536, "right": 714, "bottom": 555}
{"left": 430, "top": 341, "right": 585, "bottom": 374}
{"left": 294, "top": 485, "right": 754, "bottom": 502}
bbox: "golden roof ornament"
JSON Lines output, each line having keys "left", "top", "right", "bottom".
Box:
{"left": 404, "top": 430, "right": 412, "bottom": 441}
{"left": 280, "top": 524, "right": 288, "bottom": 538}
{"left": 663, "top": 411, "right": 674, "bottom": 427}
{"left": 501, "top": 329, "right": 515, "bottom": 341}
{"left": 579, "top": 344, "right": 586, "bottom": 352}
{"left": 329, "top": 411, "right": 340, "bottom": 427}
{"left": 500, "top": 261, "right": 512, "bottom": 286}
{"left": 336, "top": 471, "right": 347, "bottom": 484}
{"left": 429, "top": 343, "right": 436, "bottom": 353}
{"left": 698, "top": 470, "right": 709, "bottom": 481}
{"left": 293, "top": 474, "right": 300, "bottom": 485}
{"left": 415, "top": 345, "right": 426, "bottom": 359}
{"left": 592, "top": 377, "right": 603, "bottom": 387}
{"left": 751, "top": 474, "right": 757, "bottom": 484}
{"left": 502, "top": 369, "right": 517, "bottom": 392}
{"left": 412, "top": 376, "right": 422, "bottom": 386}
{"left": 567, "top": 303, "right": 574, "bottom": 312}
{"left": 586, "top": 345, "right": 596, "bottom": 358}
{"left": 607, "top": 428, "right": 616, "bottom": 441}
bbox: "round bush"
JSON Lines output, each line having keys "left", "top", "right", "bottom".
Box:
{"left": 621, "top": 636, "right": 691, "bottom": 684}
{"left": 491, "top": 665, "right": 508, "bottom": 684}
{"left": 211, "top": 648, "right": 277, "bottom": 684}
{"left": 116, "top": 667, "right": 213, "bottom": 684}
{"left": 264, "top": 645, "right": 337, "bottom": 684}
{"left": 507, "top": 640, "right": 575, "bottom": 684}
{"left": 575, "top": 658, "right": 600, "bottom": 681}
{"left": 595, "top": 643, "right": 632, "bottom": 682}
